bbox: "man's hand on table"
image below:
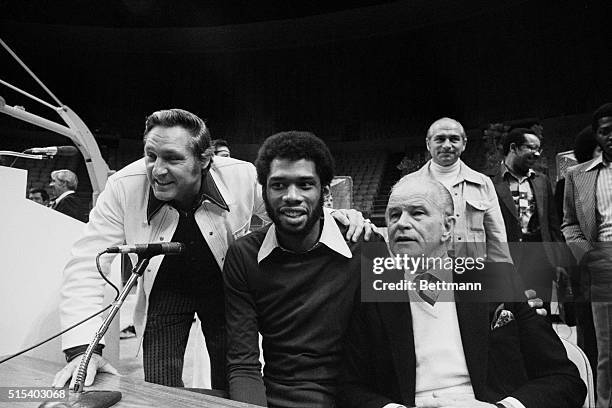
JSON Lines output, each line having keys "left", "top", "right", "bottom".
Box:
{"left": 52, "top": 354, "right": 119, "bottom": 389}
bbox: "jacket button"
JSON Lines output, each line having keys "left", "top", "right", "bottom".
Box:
{"left": 209, "top": 232, "right": 213, "bottom": 235}
{"left": 160, "top": 237, "right": 164, "bottom": 241}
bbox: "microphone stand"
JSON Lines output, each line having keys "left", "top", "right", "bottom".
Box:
{"left": 0, "top": 150, "right": 47, "bottom": 160}
{"left": 40, "top": 256, "right": 151, "bottom": 408}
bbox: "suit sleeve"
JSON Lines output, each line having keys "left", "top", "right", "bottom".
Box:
{"left": 338, "top": 301, "right": 395, "bottom": 408}
{"left": 561, "top": 170, "right": 594, "bottom": 263}
{"left": 248, "top": 163, "right": 269, "bottom": 224}
{"left": 483, "top": 177, "right": 514, "bottom": 264}
{"left": 507, "top": 303, "right": 587, "bottom": 408}
{"left": 60, "top": 178, "right": 127, "bottom": 350}
{"left": 223, "top": 243, "right": 267, "bottom": 406}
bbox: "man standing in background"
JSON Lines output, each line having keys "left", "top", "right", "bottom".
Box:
{"left": 405, "top": 117, "right": 512, "bottom": 264}
{"left": 563, "top": 102, "right": 612, "bottom": 407}
{"left": 489, "top": 127, "right": 565, "bottom": 316}
{"left": 49, "top": 169, "right": 87, "bottom": 222}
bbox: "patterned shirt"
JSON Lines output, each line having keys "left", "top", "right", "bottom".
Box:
{"left": 501, "top": 163, "right": 537, "bottom": 236}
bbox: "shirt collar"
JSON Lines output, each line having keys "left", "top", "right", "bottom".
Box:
{"left": 146, "top": 165, "right": 229, "bottom": 223}
{"left": 500, "top": 161, "right": 535, "bottom": 181}
{"left": 585, "top": 155, "right": 605, "bottom": 172}
{"left": 433, "top": 159, "right": 484, "bottom": 186}
{"left": 257, "top": 209, "right": 352, "bottom": 263}
{"left": 55, "top": 190, "right": 75, "bottom": 204}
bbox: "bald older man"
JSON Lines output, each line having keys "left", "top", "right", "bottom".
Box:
{"left": 339, "top": 177, "right": 586, "bottom": 408}
{"left": 405, "top": 117, "right": 513, "bottom": 264}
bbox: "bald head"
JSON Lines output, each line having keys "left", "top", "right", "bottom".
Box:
{"left": 425, "top": 117, "right": 467, "bottom": 167}
{"left": 426, "top": 117, "right": 466, "bottom": 140}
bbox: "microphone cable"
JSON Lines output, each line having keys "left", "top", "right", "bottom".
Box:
{"left": 0, "top": 252, "right": 121, "bottom": 364}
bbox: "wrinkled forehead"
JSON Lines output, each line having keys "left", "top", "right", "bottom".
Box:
{"left": 387, "top": 180, "right": 453, "bottom": 215}
{"left": 428, "top": 119, "right": 464, "bottom": 138}
{"left": 387, "top": 183, "right": 436, "bottom": 209}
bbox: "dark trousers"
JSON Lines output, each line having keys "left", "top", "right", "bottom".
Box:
{"left": 513, "top": 241, "right": 555, "bottom": 316}
{"left": 143, "top": 288, "right": 227, "bottom": 390}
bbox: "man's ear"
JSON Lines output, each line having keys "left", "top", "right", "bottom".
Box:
{"left": 441, "top": 214, "right": 456, "bottom": 242}
{"left": 425, "top": 137, "right": 431, "bottom": 153}
{"left": 200, "top": 146, "right": 215, "bottom": 168}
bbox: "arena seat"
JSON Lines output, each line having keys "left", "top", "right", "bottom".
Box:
{"left": 560, "top": 337, "right": 595, "bottom": 408}
{"left": 333, "top": 150, "right": 387, "bottom": 213}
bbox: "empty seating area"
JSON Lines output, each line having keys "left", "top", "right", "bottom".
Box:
{"left": 334, "top": 151, "right": 387, "bottom": 215}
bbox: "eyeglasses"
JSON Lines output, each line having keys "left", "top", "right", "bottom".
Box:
{"left": 521, "top": 144, "right": 543, "bottom": 154}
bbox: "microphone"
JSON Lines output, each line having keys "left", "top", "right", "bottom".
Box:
{"left": 105, "top": 242, "right": 185, "bottom": 256}
{"left": 24, "top": 146, "right": 79, "bottom": 156}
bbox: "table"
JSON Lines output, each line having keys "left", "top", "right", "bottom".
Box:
{"left": 0, "top": 356, "right": 257, "bottom": 408}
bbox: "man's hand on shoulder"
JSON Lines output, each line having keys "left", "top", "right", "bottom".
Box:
{"left": 52, "top": 354, "right": 119, "bottom": 389}
{"left": 330, "top": 208, "right": 379, "bottom": 242}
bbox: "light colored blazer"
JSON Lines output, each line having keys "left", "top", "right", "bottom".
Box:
{"left": 562, "top": 157, "right": 603, "bottom": 263}
{"left": 404, "top": 160, "right": 513, "bottom": 263}
{"left": 60, "top": 156, "right": 266, "bottom": 350}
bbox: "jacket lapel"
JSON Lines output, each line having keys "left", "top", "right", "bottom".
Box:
{"left": 491, "top": 171, "right": 519, "bottom": 220}
{"left": 455, "top": 291, "right": 489, "bottom": 400}
{"left": 531, "top": 174, "right": 546, "bottom": 229}
{"left": 379, "top": 301, "right": 416, "bottom": 405}
{"left": 575, "top": 168, "right": 598, "bottom": 241}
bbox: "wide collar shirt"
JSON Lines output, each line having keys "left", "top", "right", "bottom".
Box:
{"left": 500, "top": 163, "right": 537, "bottom": 235}
{"left": 257, "top": 209, "right": 352, "bottom": 262}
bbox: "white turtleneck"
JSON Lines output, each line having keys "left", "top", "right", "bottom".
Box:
{"left": 428, "top": 160, "right": 461, "bottom": 190}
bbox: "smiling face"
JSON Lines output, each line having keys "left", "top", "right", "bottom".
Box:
{"left": 426, "top": 118, "right": 467, "bottom": 167}
{"left": 144, "top": 125, "right": 209, "bottom": 208}
{"left": 512, "top": 133, "right": 541, "bottom": 173}
{"left": 264, "top": 158, "right": 325, "bottom": 249}
{"left": 386, "top": 180, "right": 454, "bottom": 259}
